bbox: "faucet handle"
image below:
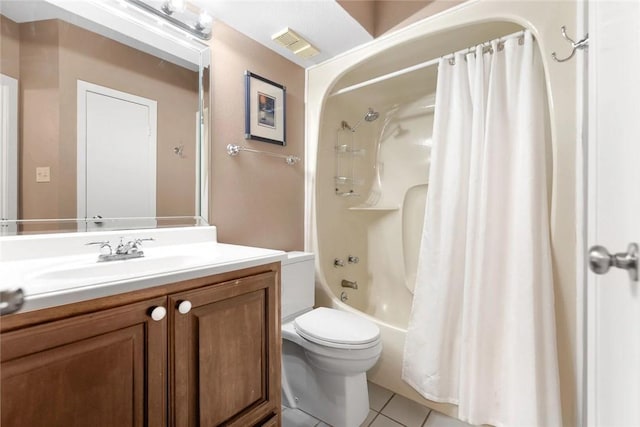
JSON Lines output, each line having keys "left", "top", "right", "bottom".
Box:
{"left": 115, "top": 237, "right": 129, "bottom": 254}
{"left": 133, "top": 237, "right": 155, "bottom": 247}
{"left": 86, "top": 241, "right": 113, "bottom": 255}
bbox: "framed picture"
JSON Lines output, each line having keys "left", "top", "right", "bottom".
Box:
{"left": 244, "top": 71, "right": 286, "bottom": 146}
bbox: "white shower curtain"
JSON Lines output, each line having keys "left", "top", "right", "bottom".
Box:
{"left": 402, "top": 31, "right": 562, "bottom": 427}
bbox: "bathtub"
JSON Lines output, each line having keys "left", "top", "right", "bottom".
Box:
{"left": 306, "top": 0, "right": 578, "bottom": 423}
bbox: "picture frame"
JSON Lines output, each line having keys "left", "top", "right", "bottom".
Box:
{"left": 244, "top": 71, "right": 286, "bottom": 146}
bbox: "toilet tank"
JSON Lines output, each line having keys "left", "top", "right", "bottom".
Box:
{"left": 281, "top": 252, "right": 315, "bottom": 320}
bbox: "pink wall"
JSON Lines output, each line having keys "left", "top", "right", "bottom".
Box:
{"left": 209, "top": 22, "right": 305, "bottom": 251}
{"left": 337, "top": 0, "right": 462, "bottom": 37}
{"left": 12, "top": 19, "right": 198, "bottom": 220}
{"left": 1, "top": 15, "right": 20, "bottom": 79}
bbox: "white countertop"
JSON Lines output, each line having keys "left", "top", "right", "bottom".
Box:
{"left": 0, "top": 226, "right": 286, "bottom": 313}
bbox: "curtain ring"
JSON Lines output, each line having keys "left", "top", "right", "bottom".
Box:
{"left": 448, "top": 57, "right": 455, "bottom": 66}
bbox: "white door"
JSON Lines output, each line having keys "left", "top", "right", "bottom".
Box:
{"left": 0, "top": 74, "right": 18, "bottom": 224}
{"left": 587, "top": 1, "right": 640, "bottom": 425}
{"left": 77, "top": 81, "right": 157, "bottom": 221}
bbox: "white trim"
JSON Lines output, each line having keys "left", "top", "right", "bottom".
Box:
{"left": 0, "top": 74, "right": 18, "bottom": 222}
{"left": 198, "top": 107, "right": 209, "bottom": 223}
{"left": 51, "top": 0, "right": 203, "bottom": 69}
{"left": 195, "top": 111, "right": 201, "bottom": 220}
{"left": 76, "top": 80, "right": 157, "bottom": 219}
{"left": 586, "top": 1, "right": 599, "bottom": 424}
{"left": 329, "top": 30, "right": 526, "bottom": 98}
{"left": 575, "top": 1, "right": 588, "bottom": 426}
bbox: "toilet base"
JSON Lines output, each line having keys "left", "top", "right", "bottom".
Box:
{"left": 282, "top": 340, "right": 370, "bottom": 427}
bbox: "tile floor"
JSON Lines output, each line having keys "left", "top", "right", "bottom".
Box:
{"left": 282, "top": 381, "right": 475, "bottom": 427}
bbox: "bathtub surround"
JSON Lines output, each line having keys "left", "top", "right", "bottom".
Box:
{"left": 306, "top": 2, "right": 580, "bottom": 421}
{"left": 403, "top": 31, "right": 561, "bottom": 426}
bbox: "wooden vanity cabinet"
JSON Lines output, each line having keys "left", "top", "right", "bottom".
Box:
{"left": 0, "top": 296, "right": 168, "bottom": 427}
{"left": 0, "top": 264, "right": 281, "bottom": 427}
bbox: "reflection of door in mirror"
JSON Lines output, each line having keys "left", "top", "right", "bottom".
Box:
{"left": 1, "top": 74, "right": 18, "bottom": 229}
{"left": 78, "top": 81, "right": 157, "bottom": 228}
{"left": 0, "top": 13, "right": 200, "bottom": 228}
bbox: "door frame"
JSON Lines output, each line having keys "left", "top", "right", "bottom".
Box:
{"left": 584, "top": 1, "right": 640, "bottom": 425}
{"left": 76, "top": 80, "right": 157, "bottom": 219}
{"left": 575, "top": 2, "right": 588, "bottom": 426}
{"left": 1, "top": 74, "right": 18, "bottom": 223}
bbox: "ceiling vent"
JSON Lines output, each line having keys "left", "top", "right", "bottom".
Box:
{"left": 271, "top": 27, "right": 320, "bottom": 59}
{"left": 294, "top": 44, "right": 320, "bottom": 59}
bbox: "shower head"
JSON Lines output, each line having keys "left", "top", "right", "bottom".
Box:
{"left": 349, "top": 107, "right": 379, "bottom": 131}
{"left": 364, "top": 108, "right": 379, "bottom": 122}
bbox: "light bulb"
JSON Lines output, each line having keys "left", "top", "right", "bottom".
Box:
{"left": 195, "top": 11, "right": 213, "bottom": 32}
{"left": 161, "top": 0, "right": 185, "bottom": 15}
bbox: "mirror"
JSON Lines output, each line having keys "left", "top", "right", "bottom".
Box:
{"left": 0, "top": 0, "right": 210, "bottom": 235}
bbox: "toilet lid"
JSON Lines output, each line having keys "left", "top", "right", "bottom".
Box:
{"left": 294, "top": 307, "right": 380, "bottom": 348}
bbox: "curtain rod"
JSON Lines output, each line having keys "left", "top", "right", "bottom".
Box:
{"left": 329, "top": 30, "right": 526, "bottom": 98}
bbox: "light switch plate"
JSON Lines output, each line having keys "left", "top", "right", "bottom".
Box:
{"left": 36, "top": 166, "right": 51, "bottom": 183}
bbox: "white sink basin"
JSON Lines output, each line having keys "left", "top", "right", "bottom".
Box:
{"left": 30, "top": 254, "right": 209, "bottom": 283}
{"left": 0, "top": 226, "right": 286, "bottom": 313}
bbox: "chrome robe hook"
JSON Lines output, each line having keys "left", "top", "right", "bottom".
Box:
{"left": 552, "top": 26, "right": 589, "bottom": 63}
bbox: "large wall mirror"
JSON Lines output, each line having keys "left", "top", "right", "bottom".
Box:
{"left": 0, "top": 0, "right": 210, "bottom": 235}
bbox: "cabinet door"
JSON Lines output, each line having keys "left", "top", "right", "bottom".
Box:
{"left": 170, "top": 271, "right": 280, "bottom": 427}
{"left": 1, "top": 297, "right": 167, "bottom": 427}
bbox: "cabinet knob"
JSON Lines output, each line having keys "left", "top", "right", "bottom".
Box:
{"left": 177, "top": 300, "right": 192, "bottom": 314}
{"left": 149, "top": 306, "right": 167, "bottom": 321}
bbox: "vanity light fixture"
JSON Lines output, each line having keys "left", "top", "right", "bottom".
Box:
{"left": 125, "top": 0, "right": 212, "bottom": 40}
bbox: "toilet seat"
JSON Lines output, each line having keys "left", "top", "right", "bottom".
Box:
{"left": 293, "top": 307, "right": 381, "bottom": 350}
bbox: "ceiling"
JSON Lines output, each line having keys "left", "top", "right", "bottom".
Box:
{"left": 1, "top": 0, "right": 374, "bottom": 69}
{"left": 193, "top": 0, "right": 374, "bottom": 68}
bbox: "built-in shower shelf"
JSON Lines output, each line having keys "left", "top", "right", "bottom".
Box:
{"left": 348, "top": 205, "right": 400, "bottom": 212}
{"left": 334, "top": 176, "right": 364, "bottom": 186}
{"left": 335, "top": 145, "right": 366, "bottom": 155}
{"left": 424, "top": 104, "right": 436, "bottom": 114}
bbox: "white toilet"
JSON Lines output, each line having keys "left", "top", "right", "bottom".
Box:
{"left": 281, "top": 252, "right": 382, "bottom": 427}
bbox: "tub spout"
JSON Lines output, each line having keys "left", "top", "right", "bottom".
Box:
{"left": 341, "top": 279, "right": 358, "bottom": 290}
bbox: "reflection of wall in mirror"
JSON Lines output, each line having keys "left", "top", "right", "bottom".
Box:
{"left": 0, "top": 15, "right": 199, "bottom": 221}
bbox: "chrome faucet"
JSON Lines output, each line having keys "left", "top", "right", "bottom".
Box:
{"left": 115, "top": 237, "right": 154, "bottom": 255}
{"left": 341, "top": 279, "right": 358, "bottom": 290}
{"left": 86, "top": 237, "right": 155, "bottom": 262}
